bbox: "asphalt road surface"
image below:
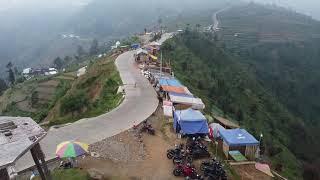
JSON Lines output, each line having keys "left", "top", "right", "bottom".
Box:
{"left": 15, "top": 50, "right": 159, "bottom": 172}
{"left": 212, "top": 7, "right": 230, "bottom": 30}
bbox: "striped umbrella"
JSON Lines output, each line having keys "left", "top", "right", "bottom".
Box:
{"left": 56, "top": 141, "right": 89, "bottom": 158}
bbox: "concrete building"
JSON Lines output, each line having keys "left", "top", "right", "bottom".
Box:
{"left": 0, "top": 117, "right": 49, "bottom": 180}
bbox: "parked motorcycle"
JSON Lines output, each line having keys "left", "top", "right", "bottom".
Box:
{"left": 59, "top": 161, "right": 73, "bottom": 169}
{"left": 172, "top": 151, "right": 193, "bottom": 164}
{"left": 167, "top": 144, "right": 184, "bottom": 159}
{"left": 187, "top": 145, "right": 210, "bottom": 159}
{"left": 140, "top": 121, "right": 155, "bottom": 135}
{"left": 200, "top": 158, "right": 218, "bottom": 171}
{"left": 200, "top": 159, "right": 227, "bottom": 180}
{"left": 173, "top": 163, "right": 203, "bottom": 180}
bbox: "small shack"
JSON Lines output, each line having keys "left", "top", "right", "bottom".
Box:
{"left": 214, "top": 116, "right": 240, "bottom": 129}
{"left": 173, "top": 108, "right": 209, "bottom": 135}
{"left": 219, "top": 128, "right": 259, "bottom": 161}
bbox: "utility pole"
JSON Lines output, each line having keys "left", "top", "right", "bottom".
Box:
{"left": 160, "top": 52, "right": 163, "bottom": 78}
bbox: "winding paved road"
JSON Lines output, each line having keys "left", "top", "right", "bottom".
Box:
{"left": 212, "top": 7, "right": 230, "bottom": 31}
{"left": 16, "top": 50, "right": 159, "bottom": 171}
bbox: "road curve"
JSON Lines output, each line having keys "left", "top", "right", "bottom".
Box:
{"left": 16, "top": 51, "right": 159, "bottom": 171}
{"left": 212, "top": 7, "right": 230, "bottom": 30}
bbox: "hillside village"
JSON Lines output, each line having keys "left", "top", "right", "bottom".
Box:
{"left": 2, "top": 2, "right": 320, "bottom": 180}
{"left": 0, "top": 28, "right": 282, "bottom": 180}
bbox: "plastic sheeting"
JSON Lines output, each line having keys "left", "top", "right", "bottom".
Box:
{"left": 173, "top": 108, "right": 209, "bottom": 135}
{"left": 136, "top": 48, "right": 148, "bottom": 55}
{"left": 161, "top": 85, "right": 187, "bottom": 94}
{"left": 255, "top": 163, "right": 274, "bottom": 177}
{"left": 219, "top": 128, "right": 259, "bottom": 146}
{"left": 163, "top": 101, "right": 173, "bottom": 117}
{"left": 209, "top": 123, "right": 225, "bottom": 138}
{"left": 158, "top": 78, "right": 183, "bottom": 87}
{"left": 148, "top": 54, "right": 158, "bottom": 60}
{"left": 169, "top": 92, "right": 205, "bottom": 110}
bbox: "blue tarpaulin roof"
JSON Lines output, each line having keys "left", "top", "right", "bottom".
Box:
{"left": 219, "top": 128, "right": 259, "bottom": 146}
{"left": 158, "top": 78, "right": 183, "bottom": 87}
{"left": 173, "top": 108, "right": 209, "bottom": 134}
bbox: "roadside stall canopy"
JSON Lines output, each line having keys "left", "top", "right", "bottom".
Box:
{"left": 136, "top": 48, "right": 148, "bottom": 55}
{"left": 169, "top": 92, "right": 205, "bottom": 109}
{"left": 163, "top": 101, "right": 173, "bottom": 117}
{"left": 131, "top": 43, "right": 140, "bottom": 49}
{"left": 219, "top": 128, "right": 259, "bottom": 146}
{"left": 145, "top": 45, "right": 159, "bottom": 51}
{"left": 149, "top": 41, "right": 161, "bottom": 46}
{"left": 158, "top": 78, "right": 183, "bottom": 87}
{"left": 161, "top": 85, "right": 187, "bottom": 94}
{"left": 173, "top": 108, "right": 209, "bottom": 134}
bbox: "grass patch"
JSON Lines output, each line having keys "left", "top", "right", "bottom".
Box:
{"left": 34, "top": 168, "right": 89, "bottom": 180}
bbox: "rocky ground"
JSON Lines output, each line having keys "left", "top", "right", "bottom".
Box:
{"left": 78, "top": 106, "right": 180, "bottom": 180}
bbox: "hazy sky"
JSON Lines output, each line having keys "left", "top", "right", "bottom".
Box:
{"left": 1, "top": 0, "right": 320, "bottom": 19}
{"left": 1, "top": 0, "right": 320, "bottom": 20}
{"left": 0, "top": 0, "right": 92, "bottom": 12}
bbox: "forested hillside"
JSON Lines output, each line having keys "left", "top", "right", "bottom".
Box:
{"left": 162, "top": 30, "right": 320, "bottom": 179}
{"left": 217, "top": 4, "right": 320, "bottom": 178}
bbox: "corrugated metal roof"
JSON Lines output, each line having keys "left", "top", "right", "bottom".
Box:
{"left": 161, "top": 85, "right": 187, "bottom": 94}
{"left": 169, "top": 93, "right": 205, "bottom": 110}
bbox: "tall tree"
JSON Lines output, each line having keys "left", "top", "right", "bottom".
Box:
{"left": 196, "top": 24, "right": 201, "bottom": 32}
{"left": 53, "top": 57, "right": 63, "bottom": 70}
{"left": 89, "top": 39, "right": 99, "bottom": 56}
{"left": 64, "top": 56, "right": 72, "bottom": 64}
{"left": 6, "top": 62, "right": 15, "bottom": 85}
{"left": 77, "top": 45, "right": 86, "bottom": 57}
{"left": 0, "top": 78, "right": 8, "bottom": 95}
{"left": 13, "top": 67, "right": 19, "bottom": 75}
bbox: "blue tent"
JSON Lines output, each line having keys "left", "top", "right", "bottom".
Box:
{"left": 219, "top": 128, "right": 259, "bottom": 146}
{"left": 173, "top": 108, "right": 209, "bottom": 135}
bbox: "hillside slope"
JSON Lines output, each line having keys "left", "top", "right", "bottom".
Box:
{"left": 0, "top": 54, "right": 122, "bottom": 126}
{"left": 163, "top": 31, "right": 319, "bottom": 179}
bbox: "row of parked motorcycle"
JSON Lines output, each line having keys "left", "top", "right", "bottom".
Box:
{"left": 166, "top": 137, "right": 227, "bottom": 180}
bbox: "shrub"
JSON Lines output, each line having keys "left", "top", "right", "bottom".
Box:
{"left": 60, "top": 90, "right": 88, "bottom": 115}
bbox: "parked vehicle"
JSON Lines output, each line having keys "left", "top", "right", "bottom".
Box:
{"left": 59, "top": 161, "right": 73, "bottom": 169}
{"left": 173, "top": 163, "right": 203, "bottom": 179}
{"left": 186, "top": 144, "right": 210, "bottom": 159}
{"left": 200, "top": 159, "right": 227, "bottom": 180}
{"left": 200, "top": 158, "right": 218, "bottom": 171}
{"left": 167, "top": 144, "right": 184, "bottom": 159}
{"left": 140, "top": 121, "right": 155, "bottom": 135}
{"left": 172, "top": 151, "right": 193, "bottom": 164}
